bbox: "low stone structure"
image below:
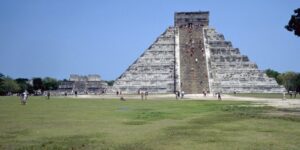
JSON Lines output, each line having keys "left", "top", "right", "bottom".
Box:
{"left": 58, "top": 74, "right": 107, "bottom": 94}
{"left": 113, "top": 11, "right": 285, "bottom": 94}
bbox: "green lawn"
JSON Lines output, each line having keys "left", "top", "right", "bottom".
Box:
{"left": 0, "top": 96, "right": 300, "bottom": 150}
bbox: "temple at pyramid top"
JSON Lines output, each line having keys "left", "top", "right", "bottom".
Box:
{"left": 112, "top": 11, "right": 285, "bottom": 94}
{"left": 175, "top": 11, "right": 209, "bottom": 27}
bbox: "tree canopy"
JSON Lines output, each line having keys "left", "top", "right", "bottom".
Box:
{"left": 265, "top": 69, "right": 300, "bottom": 92}
{"left": 285, "top": 8, "right": 300, "bottom": 37}
{"left": 0, "top": 76, "right": 20, "bottom": 95}
{"left": 32, "top": 78, "right": 44, "bottom": 91}
{"left": 265, "top": 69, "right": 282, "bottom": 84}
{"left": 43, "top": 77, "right": 59, "bottom": 90}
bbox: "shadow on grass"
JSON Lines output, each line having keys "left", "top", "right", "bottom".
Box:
{"left": 0, "top": 129, "right": 31, "bottom": 139}
{"left": 223, "top": 105, "right": 300, "bottom": 122}
{"left": 162, "top": 104, "right": 300, "bottom": 144}
{"left": 14, "top": 133, "right": 105, "bottom": 150}
{"left": 123, "top": 120, "right": 148, "bottom": 125}
{"left": 16, "top": 134, "right": 153, "bottom": 150}
{"left": 163, "top": 112, "right": 242, "bottom": 142}
{"left": 122, "top": 108, "right": 171, "bottom": 125}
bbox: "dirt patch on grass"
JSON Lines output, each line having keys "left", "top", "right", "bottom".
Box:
{"left": 263, "top": 108, "right": 300, "bottom": 121}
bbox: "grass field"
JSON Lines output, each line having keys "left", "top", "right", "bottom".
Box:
{"left": 0, "top": 96, "right": 300, "bottom": 150}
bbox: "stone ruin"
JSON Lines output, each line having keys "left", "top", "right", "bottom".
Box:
{"left": 113, "top": 11, "right": 286, "bottom": 94}
{"left": 58, "top": 74, "right": 107, "bottom": 94}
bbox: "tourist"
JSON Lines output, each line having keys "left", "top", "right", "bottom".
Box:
{"left": 181, "top": 91, "right": 185, "bottom": 99}
{"left": 141, "top": 91, "right": 144, "bottom": 100}
{"left": 217, "top": 92, "right": 222, "bottom": 100}
{"left": 120, "top": 96, "right": 126, "bottom": 101}
{"left": 177, "top": 91, "right": 181, "bottom": 99}
{"left": 145, "top": 91, "right": 148, "bottom": 100}
{"left": 282, "top": 92, "right": 286, "bottom": 100}
{"left": 203, "top": 90, "right": 206, "bottom": 97}
{"left": 289, "top": 91, "right": 293, "bottom": 98}
{"left": 47, "top": 91, "right": 50, "bottom": 100}
{"left": 75, "top": 91, "right": 78, "bottom": 97}
{"left": 175, "top": 91, "right": 178, "bottom": 99}
{"left": 20, "top": 91, "right": 28, "bottom": 105}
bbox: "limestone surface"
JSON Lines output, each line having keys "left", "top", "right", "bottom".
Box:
{"left": 113, "top": 27, "right": 176, "bottom": 93}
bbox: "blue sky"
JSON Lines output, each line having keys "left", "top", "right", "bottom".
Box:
{"left": 0, "top": 0, "right": 299, "bottom": 80}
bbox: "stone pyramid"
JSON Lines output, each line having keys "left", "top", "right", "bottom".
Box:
{"left": 113, "top": 11, "right": 285, "bottom": 94}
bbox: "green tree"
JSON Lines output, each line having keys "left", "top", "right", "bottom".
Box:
{"left": 278, "top": 72, "right": 297, "bottom": 91}
{"left": 0, "top": 73, "right": 6, "bottom": 95}
{"left": 43, "top": 77, "right": 59, "bottom": 90}
{"left": 105, "top": 80, "right": 115, "bottom": 86}
{"left": 265, "top": 69, "right": 282, "bottom": 84}
{"left": 24, "top": 83, "right": 34, "bottom": 94}
{"left": 0, "top": 77, "right": 20, "bottom": 95}
{"left": 15, "top": 78, "right": 30, "bottom": 93}
{"left": 285, "top": 8, "right": 300, "bottom": 37}
{"left": 0, "top": 73, "right": 4, "bottom": 83}
{"left": 32, "top": 78, "right": 44, "bottom": 91}
{"left": 295, "top": 73, "right": 300, "bottom": 92}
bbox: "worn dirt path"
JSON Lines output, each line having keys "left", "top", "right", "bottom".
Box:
{"left": 71, "top": 94, "right": 300, "bottom": 109}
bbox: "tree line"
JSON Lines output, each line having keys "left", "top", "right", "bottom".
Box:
{"left": 0, "top": 73, "right": 59, "bottom": 95}
{"left": 0, "top": 73, "right": 115, "bottom": 96}
{"left": 265, "top": 69, "right": 300, "bottom": 92}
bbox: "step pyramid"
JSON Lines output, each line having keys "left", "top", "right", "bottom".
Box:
{"left": 113, "top": 11, "right": 285, "bottom": 94}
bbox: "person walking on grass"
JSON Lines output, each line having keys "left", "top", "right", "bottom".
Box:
{"left": 282, "top": 92, "right": 286, "bottom": 100}
{"left": 289, "top": 91, "right": 293, "bottom": 98}
{"left": 145, "top": 91, "right": 148, "bottom": 100}
{"left": 47, "top": 91, "right": 50, "bottom": 100}
{"left": 204, "top": 91, "right": 207, "bottom": 97}
{"left": 20, "top": 91, "right": 28, "bottom": 105}
{"left": 141, "top": 91, "right": 144, "bottom": 100}
{"left": 175, "top": 91, "right": 180, "bottom": 100}
{"left": 217, "top": 92, "right": 222, "bottom": 101}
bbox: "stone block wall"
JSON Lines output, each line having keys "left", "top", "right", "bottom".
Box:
{"left": 204, "top": 28, "right": 285, "bottom": 93}
{"left": 113, "top": 27, "right": 176, "bottom": 94}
